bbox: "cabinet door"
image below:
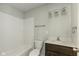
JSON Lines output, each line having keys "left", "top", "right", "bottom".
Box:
{"left": 46, "top": 51, "right": 59, "bottom": 56}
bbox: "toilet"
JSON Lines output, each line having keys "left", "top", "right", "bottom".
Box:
{"left": 29, "top": 40, "right": 43, "bottom": 56}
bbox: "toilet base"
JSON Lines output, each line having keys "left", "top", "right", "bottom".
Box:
{"left": 29, "top": 49, "right": 40, "bottom": 56}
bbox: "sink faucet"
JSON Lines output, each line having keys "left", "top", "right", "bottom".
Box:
{"left": 57, "top": 37, "right": 60, "bottom": 41}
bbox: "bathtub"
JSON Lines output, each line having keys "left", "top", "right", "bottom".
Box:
{"left": 0, "top": 45, "right": 33, "bottom": 56}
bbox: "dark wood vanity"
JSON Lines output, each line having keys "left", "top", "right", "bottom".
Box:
{"left": 45, "top": 43, "right": 77, "bottom": 56}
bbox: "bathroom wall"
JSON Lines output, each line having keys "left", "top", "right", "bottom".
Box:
{"left": 72, "top": 3, "right": 79, "bottom": 56}
{"left": 24, "top": 3, "right": 73, "bottom": 55}
{"left": 71, "top": 4, "right": 77, "bottom": 45}
{"left": 77, "top": 4, "right": 79, "bottom": 55}
{"left": 0, "top": 8, "right": 24, "bottom": 52}
{"left": 24, "top": 18, "right": 34, "bottom": 49}
{"left": 48, "top": 4, "right": 72, "bottom": 42}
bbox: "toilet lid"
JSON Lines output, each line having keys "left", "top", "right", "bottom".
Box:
{"left": 29, "top": 49, "right": 40, "bottom": 56}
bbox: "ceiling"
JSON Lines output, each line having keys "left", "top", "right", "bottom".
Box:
{"left": 0, "top": 3, "right": 45, "bottom": 12}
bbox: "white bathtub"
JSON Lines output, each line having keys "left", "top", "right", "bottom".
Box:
{"left": 0, "top": 46, "right": 33, "bottom": 56}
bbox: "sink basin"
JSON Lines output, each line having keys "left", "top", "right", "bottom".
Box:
{"left": 51, "top": 40, "right": 63, "bottom": 44}
{"left": 45, "top": 39, "right": 76, "bottom": 48}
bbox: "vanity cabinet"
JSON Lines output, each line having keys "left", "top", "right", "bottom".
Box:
{"left": 45, "top": 43, "right": 77, "bottom": 56}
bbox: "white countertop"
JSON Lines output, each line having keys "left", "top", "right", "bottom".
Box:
{"left": 45, "top": 39, "right": 77, "bottom": 48}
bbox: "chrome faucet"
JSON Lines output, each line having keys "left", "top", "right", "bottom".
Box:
{"left": 57, "top": 37, "right": 60, "bottom": 41}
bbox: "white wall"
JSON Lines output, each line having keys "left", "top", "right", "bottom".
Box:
{"left": 24, "top": 18, "right": 34, "bottom": 48}
{"left": 24, "top": 3, "right": 73, "bottom": 55}
{"left": 48, "top": 4, "right": 72, "bottom": 42}
{"left": 72, "top": 3, "right": 79, "bottom": 56}
{"left": 77, "top": 4, "right": 79, "bottom": 55}
{"left": 71, "top": 4, "right": 77, "bottom": 46}
{"left": 0, "top": 11, "right": 24, "bottom": 52}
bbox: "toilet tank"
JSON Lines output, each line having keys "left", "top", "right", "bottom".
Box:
{"left": 35, "top": 40, "right": 43, "bottom": 49}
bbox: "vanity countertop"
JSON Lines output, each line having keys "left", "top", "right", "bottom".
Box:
{"left": 45, "top": 39, "right": 77, "bottom": 48}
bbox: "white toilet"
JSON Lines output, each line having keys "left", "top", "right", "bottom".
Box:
{"left": 29, "top": 40, "right": 43, "bottom": 56}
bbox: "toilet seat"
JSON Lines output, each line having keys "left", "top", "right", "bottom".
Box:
{"left": 29, "top": 49, "right": 40, "bottom": 56}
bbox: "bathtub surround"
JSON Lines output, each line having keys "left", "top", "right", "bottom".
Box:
{"left": 0, "top": 5, "right": 34, "bottom": 55}
{"left": 0, "top": 11, "right": 24, "bottom": 55}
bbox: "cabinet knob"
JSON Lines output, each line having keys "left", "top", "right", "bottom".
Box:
{"left": 73, "top": 48, "right": 79, "bottom": 52}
